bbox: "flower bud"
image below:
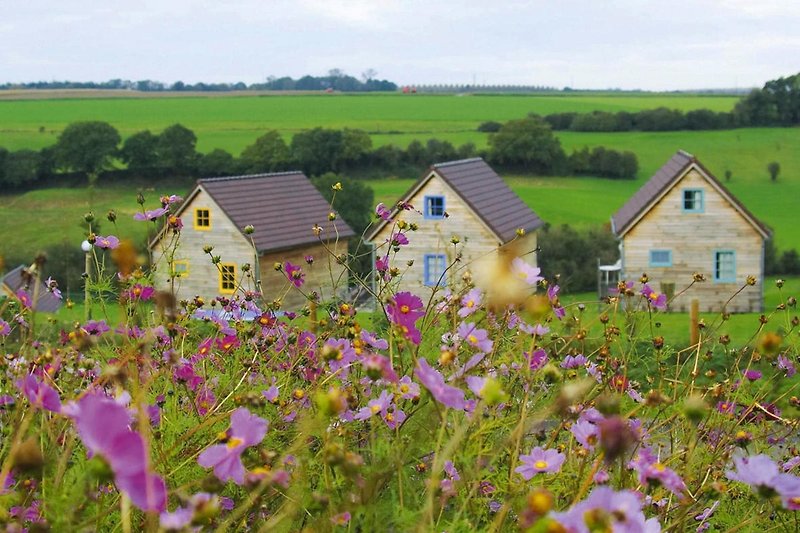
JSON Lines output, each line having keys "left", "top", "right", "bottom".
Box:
{"left": 682, "top": 394, "right": 708, "bottom": 424}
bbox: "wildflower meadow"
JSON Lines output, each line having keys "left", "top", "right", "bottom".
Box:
{"left": 1, "top": 188, "right": 799, "bottom": 532}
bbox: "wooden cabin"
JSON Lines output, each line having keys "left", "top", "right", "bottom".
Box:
{"left": 150, "top": 172, "right": 355, "bottom": 310}
{"left": 611, "top": 150, "right": 771, "bottom": 313}
{"left": 366, "top": 158, "right": 545, "bottom": 293}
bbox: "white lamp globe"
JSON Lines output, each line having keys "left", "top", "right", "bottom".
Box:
{"left": 81, "top": 240, "right": 92, "bottom": 252}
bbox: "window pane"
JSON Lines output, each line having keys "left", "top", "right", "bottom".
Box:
{"left": 425, "top": 196, "right": 445, "bottom": 218}
{"left": 714, "top": 251, "right": 735, "bottom": 280}
{"left": 425, "top": 254, "right": 446, "bottom": 285}
{"left": 650, "top": 250, "right": 671, "bottom": 266}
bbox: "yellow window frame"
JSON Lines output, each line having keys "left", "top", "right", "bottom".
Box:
{"left": 194, "top": 208, "right": 211, "bottom": 230}
{"left": 172, "top": 260, "right": 189, "bottom": 278}
{"left": 219, "top": 263, "right": 236, "bottom": 294}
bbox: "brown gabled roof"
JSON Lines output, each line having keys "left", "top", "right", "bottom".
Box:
{"left": 367, "top": 158, "right": 545, "bottom": 243}
{"left": 611, "top": 150, "right": 771, "bottom": 239}
{"left": 1, "top": 265, "right": 62, "bottom": 313}
{"left": 198, "top": 172, "right": 356, "bottom": 252}
{"left": 154, "top": 172, "right": 355, "bottom": 253}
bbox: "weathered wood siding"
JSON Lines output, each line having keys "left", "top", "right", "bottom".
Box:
{"left": 372, "top": 172, "right": 538, "bottom": 294}
{"left": 622, "top": 168, "right": 764, "bottom": 312}
{"left": 152, "top": 186, "right": 258, "bottom": 301}
{"left": 258, "top": 240, "right": 350, "bottom": 311}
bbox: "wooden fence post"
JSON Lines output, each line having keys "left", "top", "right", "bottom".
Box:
{"left": 690, "top": 299, "right": 700, "bottom": 346}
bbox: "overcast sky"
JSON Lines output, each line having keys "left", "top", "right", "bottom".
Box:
{"left": 2, "top": 0, "right": 798, "bottom": 90}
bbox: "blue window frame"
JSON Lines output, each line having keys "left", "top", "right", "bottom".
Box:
{"left": 713, "top": 250, "right": 736, "bottom": 282}
{"left": 424, "top": 195, "right": 445, "bottom": 219}
{"left": 423, "top": 254, "right": 446, "bottom": 286}
{"left": 649, "top": 249, "right": 672, "bottom": 267}
{"left": 682, "top": 188, "right": 704, "bottom": 213}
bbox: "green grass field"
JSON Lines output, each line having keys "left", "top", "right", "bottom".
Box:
{"left": 0, "top": 91, "right": 797, "bottom": 270}
{"left": 0, "top": 92, "right": 739, "bottom": 152}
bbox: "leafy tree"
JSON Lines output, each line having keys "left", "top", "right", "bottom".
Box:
{"left": 120, "top": 130, "right": 159, "bottom": 172}
{"left": 404, "top": 140, "right": 427, "bottom": 166}
{"left": 0, "top": 147, "right": 7, "bottom": 185}
{"left": 197, "top": 149, "right": 236, "bottom": 178}
{"left": 477, "top": 121, "right": 502, "bottom": 133}
{"left": 425, "top": 139, "right": 458, "bottom": 163}
{"left": 239, "top": 131, "right": 290, "bottom": 173}
{"left": 488, "top": 115, "right": 565, "bottom": 174}
{"left": 338, "top": 129, "right": 372, "bottom": 170}
{"left": 54, "top": 121, "right": 121, "bottom": 180}
{"left": 4, "top": 150, "right": 42, "bottom": 187}
{"left": 290, "top": 128, "right": 343, "bottom": 175}
{"left": 538, "top": 224, "right": 618, "bottom": 292}
{"left": 767, "top": 161, "right": 780, "bottom": 182}
{"left": 780, "top": 249, "right": 800, "bottom": 275}
{"left": 156, "top": 124, "right": 198, "bottom": 175}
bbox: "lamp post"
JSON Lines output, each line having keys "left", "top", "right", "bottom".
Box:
{"left": 81, "top": 240, "right": 92, "bottom": 321}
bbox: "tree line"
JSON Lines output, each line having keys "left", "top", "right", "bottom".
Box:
{"left": 516, "top": 72, "right": 800, "bottom": 132}
{"left": 0, "top": 117, "right": 639, "bottom": 190}
{"left": 0, "top": 70, "right": 397, "bottom": 93}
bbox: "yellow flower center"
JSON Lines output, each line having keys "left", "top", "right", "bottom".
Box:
{"left": 400, "top": 384, "right": 409, "bottom": 393}
{"left": 468, "top": 335, "right": 478, "bottom": 344}
{"left": 648, "top": 292, "right": 660, "bottom": 302}
{"left": 466, "top": 300, "right": 474, "bottom": 308}
{"left": 534, "top": 460, "right": 548, "bottom": 470}
{"left": 654, "top": 463, "right": 666, "bottom": 472}
{"left": 400, "top": 305, "right": 410, "bottom": 314}
{"left": 371, "top": 404, "right": 382, "bottom": 413}
{"left": 226, "top": 437, "right": 244, "bottom": 449}
{"left": 385, "top": 412, "right": 394, "bottom": 422}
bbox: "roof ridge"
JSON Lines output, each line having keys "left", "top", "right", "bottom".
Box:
{"left": 431, "top": 157, "right": 484, "bottom": 168}
{"left": 677, "top": 149, "right": 694, "bottom": 159}
{"left": 198, "top": 171, "right": 304, "bottom": 183}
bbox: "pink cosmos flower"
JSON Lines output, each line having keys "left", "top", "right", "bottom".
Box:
{"left": 641, "top": 284, "right": 667, "bottom": 311}
{"left": 354, "top": 390, "right": 393, "bottom": 421}
{"left": 45, "top": 277, "right": 62, "bottom": 300}
{"left": 16, "top": 289, "right": 32, "bottom": 309}
{"left": 0, "top": 319, "right": 11, "bottom": 336}
{"left": 375, "top": 254, "right": 389, "bottom": 274}
{"left": 511, "top": 258, "right": 543, "bottom": 285}
{"left": 525, "top": 349, "right": 548, "bottom": 371}
{"left": 387, "top": 292, "right": 425, "bottom": 345}
{"left": 70, "top": 393, "right": 167, "bottom": 512}
{"left": 198, "top": 408, "right": 268, "bottom": 485}
{"left": 216, "top": 334, "right": 240, "bottom": 352}
{"left": 123, "top": 283, "right": 155, "bottom": 302}
{"left": 571, "top": 419, "right": 599, "bottom": 451}
{"left": 515, "top": 447, "right": 566, "bottom": 479}
{"left": 331, "top": 512, "right": 351, "bottom": 526}
{"left": 16, "top": 375, "right": 61, "bottom": 413}
{"left": 458, "top": 288, "right": 482, "bottom": 318}
{"left": 360, "top": 329, "right": 389, "bottom": 350}
{"left": 561, "top": 354, "right": 587, "bottom": 369}
{"left": 94, "top": 235, "right": 120, "bottom": 249}
{"left": 390, "top": 232, "right": 409, "bottom": 246}
{"left": 284, "top": 261, "right": 305, "bottom": 287}
{"left": 396, "top": 376, "right": 420, "bottom": 401}
{"left": 778, "top": 355, "right": 797, "bottom": 377}
{"left": 160, "top": 194, "right": 183, "bottom": 205}
{"left": 375, "top": 202, "right": 391, "bottom": 220}
{"left": 134, "top": 207, "right": 169, "bottom": 221}
{"left": 727, "top": 454, "right": 800, "bottom": 509}
{"left": 415, "top": 358, "right": 466, "bottom": 410}
{"left": 742, "top": 369, "right": 762, "bottom": 381}
{"left": 632, "top": 448, "right": 686, "bottom": 497}
{"left": 457, "top": 322, "right": 493, "bottom": 353}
